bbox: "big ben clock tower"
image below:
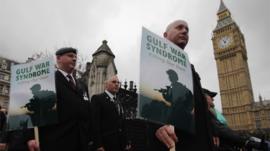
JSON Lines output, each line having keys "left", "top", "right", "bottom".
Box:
{"left": 212, "top": 0, "right": 255, "bottom": 130}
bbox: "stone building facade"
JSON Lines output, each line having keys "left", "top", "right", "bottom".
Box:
{"left": 86, "top": 40, "right": 117, "bottom": 98}
{"left": 0, "top": 57, "right": 18, "bottom": 108}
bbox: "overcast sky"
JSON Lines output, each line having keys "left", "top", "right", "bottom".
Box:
{"left": 1, "top": 0, "right": 269, "bottom": 111}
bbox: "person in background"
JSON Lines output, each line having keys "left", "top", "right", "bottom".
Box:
{"left": 0, "top": 106, "right": 7, "bottom": 151}
{"left": 203, "top": 88, "right": 268, "bottom": 151}
{"left": 91, "top": 75, "right": 130, "bottom": 151}
{"left": 0, "top": 106, "right": 6, "bottom": 132}
{"left": 203, "top": 88, "right": 227, "bottom": 126}
{"left": 203, "top": 88, "right": 223, "bottom": 148}
{"left": 0, "top": 107, "right": 31, "bottom": 151}
{"left": 0, "top": 128, "right": 32, "bottom": 151}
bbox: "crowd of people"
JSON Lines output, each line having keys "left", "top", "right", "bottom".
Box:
{"left": 0, "top": 19, "right": 269, "bottom": 151}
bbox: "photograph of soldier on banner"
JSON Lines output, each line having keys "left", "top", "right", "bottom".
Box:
{"left": 7, "top": 56, "right": 57, "bottom": 131}
{"left": 138, "top": 27, "right": 194, "bottom": 134}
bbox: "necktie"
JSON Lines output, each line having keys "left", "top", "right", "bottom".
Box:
{"left": 113, "top": 97, "right": 122, "bottom": 116}
{"left": 67, "top": 74, "right": 76, "bottom": 90}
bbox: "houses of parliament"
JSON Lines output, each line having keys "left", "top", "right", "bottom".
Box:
{"left": 0, "top": 0, "right": 269, "bottom": 132}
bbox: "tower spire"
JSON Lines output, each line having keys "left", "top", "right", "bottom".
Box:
{"left": 214, "top": 0, "right": 234, "bottom": 31}
{"left": 218, "top": 0, "right": 228, "bottom": 14}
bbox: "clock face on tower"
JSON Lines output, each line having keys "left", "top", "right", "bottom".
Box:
{"left": 218, "top": 35, "right": 232, "bottom": 49}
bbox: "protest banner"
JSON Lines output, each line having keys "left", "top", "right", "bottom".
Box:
{"left": 138, "top": 27, "right": 195, "bottom": 134}
{"left": 7, "top": 56, "right": 57, "bottom": 131}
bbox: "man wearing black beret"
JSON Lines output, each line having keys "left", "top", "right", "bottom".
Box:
{"left": 28, "top": 47, "right": 92, "bottom": 151}
{"left": 55, "top": 47, "right": 77, "bottom": 56}
{"left": 203, "top": 88, "right": 265, "bottom": 150}
{"left": 203, "top": 88, "right": 217, "bottom": 98}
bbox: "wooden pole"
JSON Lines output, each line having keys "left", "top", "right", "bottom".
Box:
{"left": 169, "top": 146, "right": 176, "bottom": 151}
{"left": 34, "top": 126, "right": 40, "bottom": 151}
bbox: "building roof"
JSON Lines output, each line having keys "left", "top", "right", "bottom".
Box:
{"left": 252, "top": 100, "right": 270, "bottom": 110}
{"left": 0, "top": 56, "right": 19, "bottom": 64}
{"left": 92, "top": 40, "right": 115, "bottom": 57}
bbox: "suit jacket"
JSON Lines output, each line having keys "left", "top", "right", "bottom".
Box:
{"left": 188, "top": 65, "right": 215, "bottom": 151}
{"left": 37, "top": 70, "right": 91, "bottom": 151}
{"left": 91, "top": 92, "right": 126, "bottom": 151}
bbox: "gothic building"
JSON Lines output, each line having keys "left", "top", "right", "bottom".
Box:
{"left": 212, "top": 0, "right": 270, "bottom": 131}
{"left": 87, "top": 40, "right": 117, "bottom": 98}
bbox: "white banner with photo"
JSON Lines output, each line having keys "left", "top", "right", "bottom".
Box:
{"left": 8, "top": 56, "right": 57, "bottom": 130}
{"left": 138, "top": 27, "right": 195, "bottom": 133}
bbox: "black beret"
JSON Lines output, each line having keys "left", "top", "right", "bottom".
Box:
{"left": 55, "top": 47, "right": 77, "bottom": 56}
{"left": 203, "top": 88, "right": 217, "bottom": 98}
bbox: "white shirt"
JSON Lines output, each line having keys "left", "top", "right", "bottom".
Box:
{"left": 105, "top": 90, "right": 116, "bottom": 102}
{"left": 105, "top": 90, "right": 122, "bottom": 114}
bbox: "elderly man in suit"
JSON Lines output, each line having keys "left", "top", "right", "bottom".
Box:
{"left": 91, "top": 75, "right": 129, "bottom": 151}
{"left": 27, "top": 47, "right": 92, "bottom": 151}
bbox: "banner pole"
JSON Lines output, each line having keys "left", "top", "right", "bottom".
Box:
{"left": 169, "top": 146, "right": 176, "bottom": 151}
{"left": 34, "top": 126, "right": 40, "bottom": 151}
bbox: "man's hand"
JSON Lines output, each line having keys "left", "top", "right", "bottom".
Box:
{"left": 155, "top": 125, "right": 178, "bottom": 148}
{"left": 125, "top": 144, "right": 132, "bottom": 151}
{"left": 27, "top": 139, "right": 39, "bottom": 151}
{"left": 0, "top": 143, "right": 7, "bottom": 151}
{"left": 97, "top": 147, "right": 105, "bottom": 151}
{"left": 213, "top": 136, "right": 220, "bottom": 147}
